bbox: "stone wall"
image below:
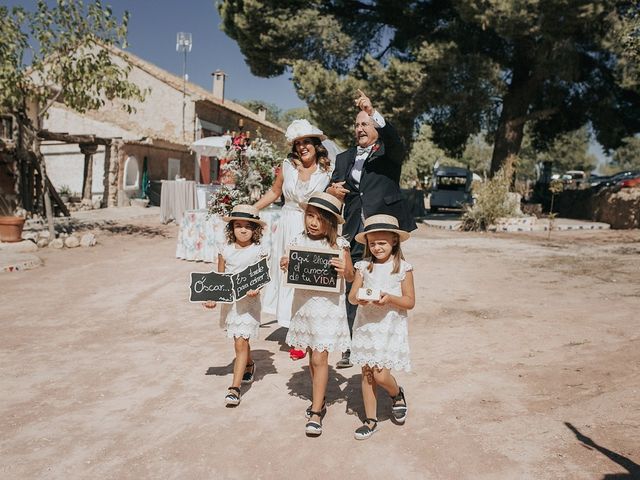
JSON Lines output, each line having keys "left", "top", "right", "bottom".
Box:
{"left": 554, "top": 187, "right": 640, "bottom": 229}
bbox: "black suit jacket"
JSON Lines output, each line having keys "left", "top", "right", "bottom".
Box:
{"left": 330, "top": 121, "right": 417, "bottom": 243}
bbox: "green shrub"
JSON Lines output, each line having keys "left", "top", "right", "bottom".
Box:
{"left": 461, "top": 162, "right": 520, "bottom": 231}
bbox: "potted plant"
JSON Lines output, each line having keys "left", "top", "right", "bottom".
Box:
{"left": 59, "top": 184, "right": 72, "bottom": 203}
{"left": 0, "top": 189, "right": 26, "bottom": 242}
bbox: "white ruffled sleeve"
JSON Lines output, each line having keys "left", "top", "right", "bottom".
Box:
{"left": 399, "top": 261, "right": 414, "bottom": 281}
{"left": 354, "top": 260, "right": 369, "bottom": 274}
{"left": 336, "top": 236, "right": 350, "bottom": 250}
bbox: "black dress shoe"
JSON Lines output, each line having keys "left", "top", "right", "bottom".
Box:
{"left": 336, "top": 350, "right": 353, "bottom": 369}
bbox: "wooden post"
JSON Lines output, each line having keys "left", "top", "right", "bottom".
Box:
{"left": 101, "top": 141, "right": 111, "bottom": 208}
{"left": 80, "top": 143, "right": 98, "bottom": 202}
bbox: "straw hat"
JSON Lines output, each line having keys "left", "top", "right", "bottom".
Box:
{"left": 355, "top": 214, "right": 410, "bottom": 244}
{"left": 285, "top": 119, "right": 327, "bottom": 144}
{"left": 222, "top": 204, "right": 266, "bottom": 226}
{"left": 300, "top": 192, "right": 345, "bottom": 224}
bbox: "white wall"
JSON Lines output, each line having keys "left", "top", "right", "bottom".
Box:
{"left": 41, "top": 105, "right": 138, "bottom": 198}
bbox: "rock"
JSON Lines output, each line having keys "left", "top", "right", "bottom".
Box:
{"left": 39, "top": 230, "right": 51, "bottom": 239}
{"left": 130, "top": 198, "right": 149, "bottom": 208}
{"left": 92, "top": 199, "right": 102, "bottom": 209}
{"left": 0, "top": 240, "right": 38, "bottom": 253}
{"left": 49, "top": 238, "right": 64, "bottom": 249}
{"left": 1, "top": 253, "right": 42, "bottom": 272}
{"left": 36, "top": 238, "right": 49, "bottom": 248}
{"left": 64, "top": 236, "right": 80, "bottom": 248}
{"left": 80, "top": 233, "right": 97, "bottom": 247}
{"left": 21, "top": 231, "right": 39, "bottom": 242}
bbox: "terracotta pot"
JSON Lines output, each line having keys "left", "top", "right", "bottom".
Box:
{"left": 0, "top": 216, "right": 26, "bottom": 242}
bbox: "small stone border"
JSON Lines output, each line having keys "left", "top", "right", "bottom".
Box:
{"left": 1, "top": 253, "right": 42, "bottom": 273}
{"left": 423, "top": 219, "right": 611, "bottom": 232}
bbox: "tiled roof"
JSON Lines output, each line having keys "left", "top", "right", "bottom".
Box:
{"left": 110, "top": 47, "right": 285, "bottom": 133}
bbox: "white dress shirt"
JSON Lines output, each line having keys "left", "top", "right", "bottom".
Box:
{"left": 351, "top": 110, "right": 386, "bottom": 187}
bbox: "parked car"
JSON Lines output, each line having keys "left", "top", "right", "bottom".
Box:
{"left": 561, "top": 170, "right": 587, "bottom": 188}
{"left": 618, "top": 173, "right": 640, "bottom": 188}
{"left": 429, "top": 166, "right": 474, "bottom": 212}
{"left": 591, "top": 170, "right": 640, "bottom": 190}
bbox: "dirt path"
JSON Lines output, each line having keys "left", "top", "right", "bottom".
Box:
{"left": 1, "top": 220, "right": 639, "bottom": 479}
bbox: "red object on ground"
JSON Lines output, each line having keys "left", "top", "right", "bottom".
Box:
{"left": 289, "top": 348, "right": 306, "bottom": 360}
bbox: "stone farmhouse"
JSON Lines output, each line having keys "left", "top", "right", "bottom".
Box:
{"left": 40, "top": 47, "right": 284, "bottom": 207}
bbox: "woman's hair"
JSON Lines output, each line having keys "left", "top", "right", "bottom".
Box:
{"left": 363, "top": 232, "right": 404, "bottom": 274}
{"left": 225, "top": 220, "right": 263, "bottom": 245}
{"left": 304, "top": 205, "right": 338, "bottom": 247}
{"left": 290, "top": 137, "right": 331, "bottom": 172}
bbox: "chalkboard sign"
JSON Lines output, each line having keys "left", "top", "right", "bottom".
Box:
{"left": 231, "top": 258, "right": 271, "bottom": 300}
{"left": 189, "top": 271, "right": 235, "bottom": 303}
{"left": 284, "top": 246, "right": 341, "bottom": 293}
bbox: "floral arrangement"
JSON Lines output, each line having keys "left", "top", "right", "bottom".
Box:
{"left": 207, "top": 133, "right": 282, "bottom": 217}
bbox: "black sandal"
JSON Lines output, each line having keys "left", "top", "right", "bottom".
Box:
{"left": 354, "top": 418, "right": 378, "bottom": 440}
{"left": 305, "top": 397, "right": 326, "bottom": 419}
{"left": 225, "top": 386, "right": 241, "bottom": 406}
{"left": 391, "top": 386, "right": 407, "bottom": 423}
{"left": 242, "top": 362, "right": 255, "bottom": 384}
{"left": 305, "top": 411, "right": 323, "bottom": 436}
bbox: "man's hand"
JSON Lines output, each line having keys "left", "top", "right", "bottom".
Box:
{"left": 328, "top": 181, "right": 350, "bottom": 201}
{"left": 355, "top": 89, "right": 374, "bottom": 116}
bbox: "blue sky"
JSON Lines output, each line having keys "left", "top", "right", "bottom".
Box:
{"left": 8, "top": 0, "right": 305, "bottom": 110}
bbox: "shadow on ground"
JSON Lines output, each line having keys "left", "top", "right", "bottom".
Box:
{"left": 45, "top": 219, "right": 170, "bottom": 237}
{"left": 206, "top": 348, "right": 277, "bottom": 387}
{"left": 264, "top": 325, "right": 291, "bottom": 353}
{"left": 565, "top": 422, "right": 640, "bottom": 479}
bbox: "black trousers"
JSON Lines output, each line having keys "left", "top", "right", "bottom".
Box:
{"left": 345, "top": 239, "right": 365, "bottom": 337}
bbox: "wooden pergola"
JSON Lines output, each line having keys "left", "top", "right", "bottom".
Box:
{"left": 37, "top": 130, "right": 115, "bottom": 216}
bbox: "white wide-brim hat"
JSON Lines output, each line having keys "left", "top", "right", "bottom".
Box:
{"left": 222, "top": 204, "right": 266, "bottom": 227}
{"left": 285, "top": 119, "right": 327, "bottom": 144}
{"left": 300, "top": 191, "right": 345, "bottom": 224}
{"left": 355, "top": 214, "right": 410, "bottom": 244}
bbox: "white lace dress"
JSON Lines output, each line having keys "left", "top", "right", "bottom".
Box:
{"left": 350, "top": 259, "right": 413, "bottom": 372}
{"left": 285, "top": 233, "right": 351, "bottom": 353}
{"left": 262, "top": 159, "right": 331, "bottom": 326}
{"left": 219, "top": 243, "right": 269, "bottom": 339}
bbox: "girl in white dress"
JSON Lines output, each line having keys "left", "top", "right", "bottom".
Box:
{"left": 347, "top": 214, "right": 415, "bottom": 440}
{"left": 279, "top": 192, "right": 354, "bottom": 436}
{"left": 255, "top": 120, "right": 332, "bottom": 360}
{"left": 204, "top": 205, "right": 268, "bottom": 407}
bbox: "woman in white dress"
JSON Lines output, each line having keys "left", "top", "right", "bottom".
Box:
{"left": 254, "top": 120, "right": 332, "bottom": 359}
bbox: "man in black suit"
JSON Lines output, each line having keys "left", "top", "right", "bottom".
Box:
{"left": 327, "top": 90, "right": 417, "bottom": 368}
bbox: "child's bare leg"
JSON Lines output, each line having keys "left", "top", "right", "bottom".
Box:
{"left": 231, "top": 336, "right": 250, "bottom": 388}
{"left": 309, "top": 349, "right": 329, "bottom": 413}
{"left": 307, "top": 347, "right": 315, "bottom": 380}
{"left": 361, "top": 365, "right": 378, "bottom": 420}
{"left": 245, "top": 342, "right": 253, "bottom": 371}
{"left": 372, "top": 367, "right": 399, "bottom": 397}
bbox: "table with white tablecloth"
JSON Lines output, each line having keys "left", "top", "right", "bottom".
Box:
{"left": 160, "top": 180, "right": 197, "bottom": 224}
{"left": 175, "top": 206, "right": 281, "bottom": 263}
